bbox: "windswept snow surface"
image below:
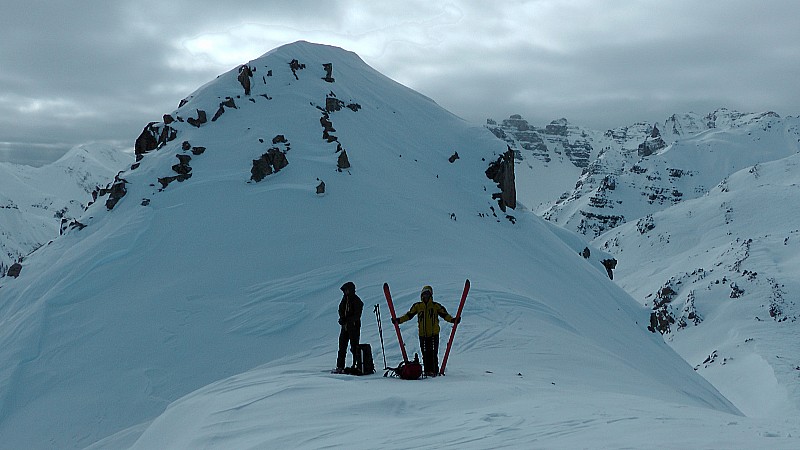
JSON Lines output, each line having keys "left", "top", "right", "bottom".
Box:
{"left": 0, "top": 41, "right": 796, "bottom": 448}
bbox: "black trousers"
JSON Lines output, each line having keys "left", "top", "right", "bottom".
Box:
{"left": 419, "top": 335, "right": 440, "bottom": 374}
{"left": 337, "top": 325, "right": 361, "bottom": 369}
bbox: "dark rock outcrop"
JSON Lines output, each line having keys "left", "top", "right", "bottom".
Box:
{"left": 60, "top": 218, "right": 86, "bottom": 235}
{"left": 637, "top": 124, "right": 667, "bottom": 157}
{"left": 134, "top": 122, "right": 160, "bottom": 161}
{"left": 545, "top": 118, "right": 569, "bottom": 136}
{"left": 601, "top": 258, "right": 617, "bottom": 280}
{"left": 212, "top": 97, "right": 237, "bottom": 122}
{"left": 326, "top": 96, "right": 344, "bottom": 113}
{"left": 238, "top": 65, "right": 253, "bottom": 95}
{"left": 187, "top": 109, "right": 207, "bottom": 128}
{"left": 322, "top": 63, "right": 335, "bottom": 82}
{"left": 7, "top": 262, "right": 22, "bottom": 278}
{"left": 158, "top": 155, "right": 194, "bottom": 189}
{"left": 337, "top": 150, "right": 351, "bottom": 171}
{"left": 102, "top": 175, "right": 128, "bottom": 210}
{"left": 172, "top": 154, "right": 192, "bottom": 175}
{"left": 289, "top": 59, "right": 305, "bottom": 80}
{"left": 251, "top": 148, "right": 289, "bottom": 182}
{"left": 320, "top": 113, "right": 337, "bottom": 142}
{"left": 485, "top": 147, "right": 517, "bottom": 212}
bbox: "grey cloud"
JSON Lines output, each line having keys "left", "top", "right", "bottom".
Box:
{"left": 1, "top": 0, "right": 798, "bottom": 165}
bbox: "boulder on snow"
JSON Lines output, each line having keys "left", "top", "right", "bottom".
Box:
{"left": 7, "top": 262, "right": 22, "bottom": 278}
{"left": 601, "top": 258, "right": 617, "bottom": 280}
{"left": 337, "top": 149, "right": 351, "bottom": 171}
{"left": 316, "top": 180, "right": 326, "bottom": 194}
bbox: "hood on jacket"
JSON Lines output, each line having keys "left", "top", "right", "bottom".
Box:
{"left": 341, "top": 281, "right": 356, "bottom": 293}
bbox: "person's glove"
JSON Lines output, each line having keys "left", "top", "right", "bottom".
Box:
{"left": 391, "top": 317, "right": 399, "bottom": 325}
{"left": 338, "top": 318, "right": 344, "bottom": 325}
{"left": 453, "top": 317, "right": 461, "bottom": 324}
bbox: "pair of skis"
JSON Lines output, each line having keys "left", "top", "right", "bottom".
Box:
{"left": 383, "top": 279, "right": 470, "bottom": 376}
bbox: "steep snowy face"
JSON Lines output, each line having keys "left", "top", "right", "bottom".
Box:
{"left": 595, "top": 152, "right": 800, "bottom": 418}
{"left": 527, "top": 110, "right": 800, "bottom": 237}
{"left": 0, "top": 143, "right": 129, "bottom": 275}
{"left": 0, "top": 41, "right": 736, "bottom": 449}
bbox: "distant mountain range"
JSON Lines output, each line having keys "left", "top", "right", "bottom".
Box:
{"left": 492, "top": 109, "right": 799, "bottom": 237}
{"left": 495, "top": 110, "right": 800, "bottom": 417}
{"left": 0, "top": 143, "right": 130, "bottom": 275}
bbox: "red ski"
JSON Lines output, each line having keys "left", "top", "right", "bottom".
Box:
{"left": 383, "top": 283, "right": 409, "bottom": 362}
{"left": 439, "top": 279, "right": 470, "bottom": 375}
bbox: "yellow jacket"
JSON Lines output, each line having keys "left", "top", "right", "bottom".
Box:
{"left": 397, "top": 299, "right": 454, "bottom": 337}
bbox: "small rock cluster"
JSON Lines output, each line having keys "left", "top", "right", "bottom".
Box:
{"left": 250, "top": 136, "right": 291, "bottom": 182}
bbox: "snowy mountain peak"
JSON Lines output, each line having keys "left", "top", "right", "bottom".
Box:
{"left": 116, "top": 40, "right": 517, "bottom": 225}
{"left": 2, "top": 42, "right": 782, "bottom": 449}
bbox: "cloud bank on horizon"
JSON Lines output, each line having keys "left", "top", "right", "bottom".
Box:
{"left": 2, "top": 0, "right": 798, "bottom": 165}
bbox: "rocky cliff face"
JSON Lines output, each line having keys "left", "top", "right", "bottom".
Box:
{"left": 487, "top": 115, "right": 596, "bottom": 169}
{"left": 502, "top": 109, "right": 800, "bottom": 238}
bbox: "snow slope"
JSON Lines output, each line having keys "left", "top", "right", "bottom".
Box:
{"left": 0, "top": 41, "right": 795, "bottom": 449}
{"left": 596, "top": 152, "right": 800, "bottom": 419}
{"left": 0, "top": 143, "right": 130, "bottom": 274}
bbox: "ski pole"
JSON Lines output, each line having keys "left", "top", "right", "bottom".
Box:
{"left": 374, "top": 303, "right": 388, "bottom": 370}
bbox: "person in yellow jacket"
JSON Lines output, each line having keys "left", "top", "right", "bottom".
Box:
{"left": 392, "top": 285, "right": 460, "bottom": 376}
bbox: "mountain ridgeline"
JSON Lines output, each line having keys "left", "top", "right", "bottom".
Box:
{"left": 491, "top": 110, "right": 800, "bottom": 238}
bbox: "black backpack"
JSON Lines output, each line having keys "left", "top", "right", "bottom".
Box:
{"left": 359, "top": 343, "right": 375, "bottom": 375}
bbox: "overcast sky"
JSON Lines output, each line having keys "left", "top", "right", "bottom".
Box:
{"left": 2, "top": 1, "right": 798, "bottom": 166}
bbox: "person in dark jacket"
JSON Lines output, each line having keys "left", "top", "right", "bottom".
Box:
{"left": 392, "top": 285, "right": 459, "bottom": 376}
{"left": 336, "top": 281, "right": 363, "bottom": 374}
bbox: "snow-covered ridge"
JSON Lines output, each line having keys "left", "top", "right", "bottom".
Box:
{"left": 0, "top": 41, "right": 770, "bottom": 449}
{"left": 0, "top": 143, "right": 130, "bottom": 275}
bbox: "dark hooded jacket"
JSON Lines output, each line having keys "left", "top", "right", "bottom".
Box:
{"left": 338, "top": 282, "right": 363, "bottom": 330}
